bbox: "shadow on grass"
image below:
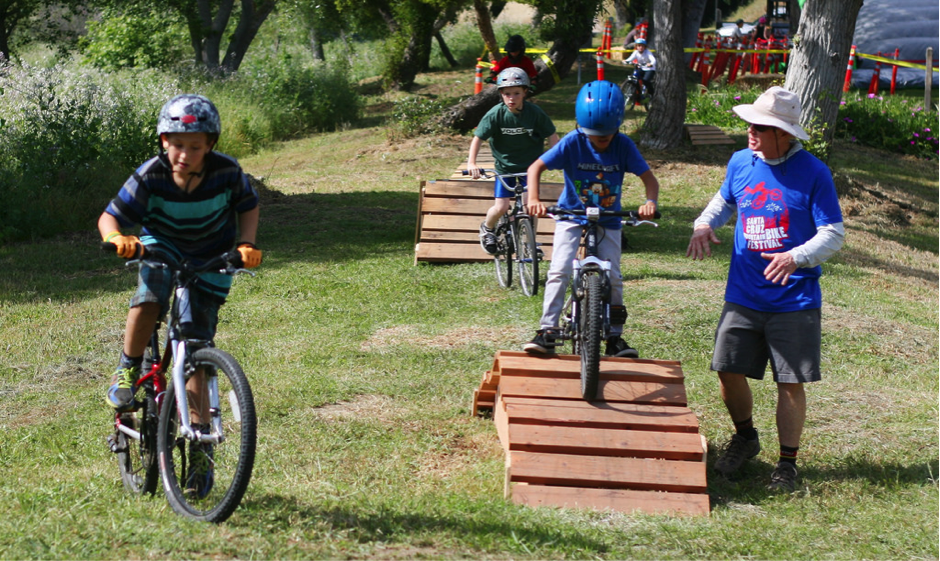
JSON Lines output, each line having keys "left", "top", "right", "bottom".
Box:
{"left": 234, "top": 493, "right": 611, "bottom": 554}
{"left": 706, "top": 451, "right": 939, "bottom": 508}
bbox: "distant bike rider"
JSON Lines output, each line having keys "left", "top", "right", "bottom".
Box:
{"left": 623, "top": 38, "right": 656, "bottom": 96}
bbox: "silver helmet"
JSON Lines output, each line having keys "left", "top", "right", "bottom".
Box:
{"left": 496, "top": 67, "right": 531, "bottom": 90}
{"left": 157, "top": 94, "right": 221, "bottom": 136}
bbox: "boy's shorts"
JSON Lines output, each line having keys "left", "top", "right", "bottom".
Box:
{"left": 494, "top": 175, "right": 526, "bottom": 199}
{"left": 131, "top": 264, "right": 224, "bottom": 341}
{"left": 711, "top": 302, "right": 821, "bottom": 384}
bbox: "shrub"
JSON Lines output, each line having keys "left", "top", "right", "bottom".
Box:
{"left": 234, "top": 51, "right": 361, "bottom": 137}
{"left": 387, "top": 95, "right": 447, "bottom": 140}
{"left": 0, "top": 58, "right": 174, "bottom": 242}
{"left": 79, "top": 8, "right": 189, "bottom": 71}
{"left": 836, "top": 93, "right": 938, "bottom": 160}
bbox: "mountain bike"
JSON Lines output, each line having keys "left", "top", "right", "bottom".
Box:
{"left": 104, "top": 243, "right": 257, "bottom": 522}
{"left": 465, "top": 169, "right": 541, "bottom": 296}
{"left": 545, "top": 205, "right": 658, "bottom": 400}
{"left": 621, "top": 70, "right": 652, "bottom": 112}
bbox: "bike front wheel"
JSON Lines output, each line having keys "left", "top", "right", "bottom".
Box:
{"left": 158, "top": 347, "right": 256, "bottom": 522}
{"left": 623, "top": 82, "right": 638, "bottom": 112}
{"left": 515, "top": 217, "right": 539, "bottom": 297}
{"left": 116, "top": 389, "right": 159, "bottom": 495}
{"left": 579, "top": 273, "right": 604, "bottom": 401}
{"left": 494, "top": 217, "right": 513, "bottom": 288}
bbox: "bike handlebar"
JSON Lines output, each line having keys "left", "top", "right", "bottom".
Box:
{"left": 101, "top": 242, "right": 246, "bottom": 273}
{"left": 546, "top": 205, "right": 661, "bottom": 220}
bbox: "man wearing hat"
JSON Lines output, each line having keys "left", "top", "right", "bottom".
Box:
{"left": 686, "top": 86, "right": 845, "bottom": 492}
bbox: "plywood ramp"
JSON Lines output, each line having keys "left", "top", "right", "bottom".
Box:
{"left": 685, "top": 123, "right": 735, "bottom": 146}
{"left": 473, "top": 350, "right": 710, "bottom": 517}
{"left": 414, "top": 180, "right": 563, "bottom": 264}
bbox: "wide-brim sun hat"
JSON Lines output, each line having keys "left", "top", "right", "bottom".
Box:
{"left": 732, "top": 86, "right": 809, "bottom": 140}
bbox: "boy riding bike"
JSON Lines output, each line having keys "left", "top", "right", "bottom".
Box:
{"left": 623, "top": 38, "right": 656, "bottom": 96}
{"left": 468, "top": 67, "right": 559, "bottom": 255}
{"left": 99, "top": 94, "right": 261, "bottom": 493}
{"left": 523, "top": 80, "right": 660, "bottom": 358}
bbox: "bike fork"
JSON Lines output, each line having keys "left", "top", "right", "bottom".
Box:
{"left": 171, "top": 340, "right": 222, "bottom": 445}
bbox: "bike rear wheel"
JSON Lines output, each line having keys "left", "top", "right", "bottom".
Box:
{"left": 158, "top": 347, "right": 256, "bottom": 522}
{"left": 116, "top": 387, "right": 159, "bottom": 495}
{"left": 494, "top": 217, "right": 513, "bottom": 288}
{"left": 579, "top": 273, "right": 604, "bottom": 400}
{"left": 515, "top": 217, "right": 539, "bottom": 297}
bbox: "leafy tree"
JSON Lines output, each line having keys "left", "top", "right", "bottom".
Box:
{"left": 442, "top": 0, "right": 603, "bottom": 132}
{"left": 79, "top": 7, "right": 189, "bottom": 70}
{"left": 0, "top": 0, "right": 85, "bottom": 59}
{"left": 88, "top": 0, "right": 278, "bottom": 73}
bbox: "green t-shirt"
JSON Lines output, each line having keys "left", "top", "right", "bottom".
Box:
{"left": 475, "top": 101, "right": 556, "bottom": 174}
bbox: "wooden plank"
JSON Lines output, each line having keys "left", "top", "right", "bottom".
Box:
{"left": 416, "top": 242, "right": 554, "bottom": 262}
{"left": 512, "top": 484, "right": 710, "bottom": 516}
{"left": 494, "top": 396, "right": 512, "bottom": 454}
{"left": 423, "top": 182, "right": 494, "bottom": 198}
{"left": 494, "top": 354, "right": 686, "bottom": 383}
{"left": 509, "top": 451, "right": 707, "bottom": 493}
{"left": 419, "top": 197, "right": 493, "bottom": 214}
{"left": 420, "top": 215, "right": 555, "bottom": 236}
{"left": 500, "top": 396, "right": 700, "bottom": 433}
{"left": 507, "top": 424, "right": 705, "bottom": 461}
{"left": 415, "top": 243, "right": 493, "bottom": 262}
{"left": 497, "top": 375, "right": 687, "bottom": 406}
{"left": 419, "top": 230, "right": 553, "bottom": 246}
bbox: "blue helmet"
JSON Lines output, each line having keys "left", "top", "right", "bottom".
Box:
{"left": 575, "top": 81, "right": 624, "bottom": 135}
{"left": 635, "top": 37, "right": 647, "bottom": 45}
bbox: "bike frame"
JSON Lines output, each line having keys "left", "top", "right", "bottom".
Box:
{"left": 113, "top": 250, "right": 252, "bottom": 447}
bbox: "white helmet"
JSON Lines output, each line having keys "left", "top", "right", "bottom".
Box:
{"left": 496, "top": 67, "right": 531, "bottom": 89}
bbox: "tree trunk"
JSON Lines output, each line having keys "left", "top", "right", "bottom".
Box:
{"left": 195, "top": 0, "right": 233, "bottom": 70}
{"left": 309, "top": 25, "right": 325, "bottom": 61}
{"left": 784, "top": 0, "right": 863, "bottom": 156}
{"left": 435, "top": 31, "right": 458, "bottom": 67}
{"left": 221, "top": 0, "right": 278, "bottom": 72}
{"left": 640, "top": 0, "right": 685, "bottom": 150}
{"left": 612, "top": 0, "right": 631, "bottom": 28}
{"left": 473, "top": 0, "right": 500, "bottom": 62}
{"left": 680, "top": 0, "right": 708, "bottom": 64}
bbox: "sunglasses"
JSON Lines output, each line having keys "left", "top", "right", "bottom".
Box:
{"left": 749, "top": 123, "right": 775, "bottom": 133}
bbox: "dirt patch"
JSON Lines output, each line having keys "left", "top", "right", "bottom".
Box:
{"left": 308, "top": 394, "right": 398, "bottom": 423}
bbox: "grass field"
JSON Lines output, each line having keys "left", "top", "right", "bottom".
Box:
{"left": 0, "top": 65, "right": 937, "bottom": 559}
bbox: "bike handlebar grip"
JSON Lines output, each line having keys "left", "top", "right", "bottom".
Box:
{"left": 101, "top": 241, "right": 145, "bottom": 259}
{"left": 461, "top": 170, "right": 469, "bottom": 175}
{"left": 101, "top": 242, "right": 116, "bottom": 252}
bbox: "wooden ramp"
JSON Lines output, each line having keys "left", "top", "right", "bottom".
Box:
{"left": 473, "top": 350, "right": 710, "bottom": 517}
{"left": 685, "top": 123, "right": 735, "bottom": 146}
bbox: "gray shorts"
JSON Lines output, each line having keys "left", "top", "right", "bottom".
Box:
{"left": 711, "top": 301, "right": 821, "bottom": 384}
{"left": 131, "top": 264, "right": 222, "bottom": 341}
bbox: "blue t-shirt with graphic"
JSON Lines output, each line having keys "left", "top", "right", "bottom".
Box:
{"left": 541, "top": 130, "right": 650, "bottom": 229}
{"left": 720, "top": 148, "right": 843, "bottom": 312}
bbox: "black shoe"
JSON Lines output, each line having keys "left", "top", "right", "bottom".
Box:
{"left": 523, "top": 330, "right": 557, "bottom": 354}
{"left": 479, "top": 222, "right": 497, "bottom": 255}
{"left": 605, "top": 336, "right": 639, "bottom": 358}
{"left": 714, "top": 432, "right": 761, "bottom": 478}
{"left": 767, "top": 461, "right": 798, "bottom": 492}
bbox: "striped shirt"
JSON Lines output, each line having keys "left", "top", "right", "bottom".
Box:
{"left": 106, "top": 152, "right": 259, "bottom": 261}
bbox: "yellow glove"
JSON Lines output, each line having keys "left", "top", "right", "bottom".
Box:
{"left": 104, "top": 231, "right": 141, "bottom": 259}
{"left": 237, "top": 242, "right": 262, "bottom": 268}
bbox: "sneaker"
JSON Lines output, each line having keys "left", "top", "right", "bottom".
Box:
{"left": 714, "top": 432, "right": 761, "bottom": 478}
{"left": 605, "top": 336, "right": 639, "bottom": 358}
{"left": 186, "top": 434, "right": 214, "bottom": 499}
{"left": 105, "top": 365, "right": 141, "bottom": 411}
{"left": 479, "top": 222, "right": 498, "bottom": 255}
{"left": 767, "top": 461, "right": 798, "bottom": 492}
{"left": 523, "top": 330, "right": 557, "bottom": 354}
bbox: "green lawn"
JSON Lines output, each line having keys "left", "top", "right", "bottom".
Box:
{"left": 0, "top": 68, "right": 936, "bottom": 559}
